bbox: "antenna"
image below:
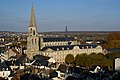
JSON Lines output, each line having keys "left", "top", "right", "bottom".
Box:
{"left": 66, "top": 26, "right": 68, "bottom": 32}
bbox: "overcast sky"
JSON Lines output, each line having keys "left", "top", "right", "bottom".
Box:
{"left": 0, "top": 0, "right": 120, "bottom": 32}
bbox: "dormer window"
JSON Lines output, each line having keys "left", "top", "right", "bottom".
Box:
{"left": 2, "top": 68, "right": 5, "bottom": 71}
{"left": 57, "top": 48, "right": 59, "bottom": 50}
{"left": 6, "top": 68, "right": 8, "bottom": 71}
{"left": 91, "top": 46, "right": 93, "bottom": 48}
{"left": 86, "top": 46, "right": 88, "bottom": 49}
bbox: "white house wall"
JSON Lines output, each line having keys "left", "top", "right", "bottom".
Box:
{"left": 0, "top": 71, "right": 11, "bottom": 78}
{"left": 115, "top": 58, "right": 120, "bottom": 72}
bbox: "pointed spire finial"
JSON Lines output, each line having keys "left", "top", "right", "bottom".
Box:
{"left": 32, "top": 0, "right": 34, "bottom": 9}
{"left": 29, "top": 3, "right": 37, "bottom": 27}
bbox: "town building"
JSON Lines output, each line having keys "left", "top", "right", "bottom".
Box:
{"left": 0, "top": 62, "right": 11, "bottom": 78}
{"left": 27, "top": 5, "right": 103, "bottom": 63}
{"left": 115, "top": 58, "right": 120, "bottom": 72}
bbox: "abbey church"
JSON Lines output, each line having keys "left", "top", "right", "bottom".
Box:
{"left": 27, "top": 5, "right": 103, "bottom": 63}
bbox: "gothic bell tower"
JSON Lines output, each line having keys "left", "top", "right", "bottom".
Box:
{"left": 27, "top": 5, "right": 39, "bottom": 59}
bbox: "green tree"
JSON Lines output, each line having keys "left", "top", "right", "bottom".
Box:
{"left": 75, "top": 54, "right": 80, "bottom": 66}
{"left": 105, "top": 52, "right": 120, "bottom": 60}
{"left": 65, "top": 54, "right": 74, "bottom": 65}
{"left": 20, "top": 41, "right": 27, "bottom": 47}
{"left": 97, "top": 53, "right": 106, "bottom": 59}
{"left": 106, "top": 32, "right": 120, "bottom": 48}
{"left": 77, "top": 53, "right": 92, "bottom": 67}
{"left": 89, "top": 53, "right": 106, "bottom": 66}
{"left": 74, "top": 53, "right": 117, "bottom": 69}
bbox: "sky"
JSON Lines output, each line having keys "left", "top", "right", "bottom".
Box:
{"left": 0, "top": 0, "right": 120, "bottom": 32}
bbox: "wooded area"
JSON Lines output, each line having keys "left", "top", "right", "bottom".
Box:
{"left": 65, "top": 52, "right": 120, "bottom": 70}
{"left": 103, "top": 32, "right": 120, "bottom": 48}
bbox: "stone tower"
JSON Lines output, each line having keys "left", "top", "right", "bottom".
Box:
{"left": 27, "top": 5, "right": 39, "bottom": 59}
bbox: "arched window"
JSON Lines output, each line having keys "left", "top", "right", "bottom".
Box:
{"left": 33, "top": 30, "right": 35, "bottom": 35}
{"left": 32, "top": 39, "right": 34, "bottom": 44}
{"left": 35, "top": 39, "right": 37, "bottom": 44}
{"left": 30, "top": 28, "right": 32, "bottom": 33}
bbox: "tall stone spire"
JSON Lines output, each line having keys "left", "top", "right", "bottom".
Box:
{"left": 27, "top": 4, "right": 39, "bottom": 59}
{"left": 29, "top": 5, "right": 37, "bottom": 27}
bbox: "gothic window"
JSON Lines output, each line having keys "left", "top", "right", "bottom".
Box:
{"left": 33, "top": 30, "right": 35, "bottom": 35}
{"left": 30, "top": 28, "right": 32, "bottom": 33}
{"left": 35, "top": 39, "right": 37, "bottom": 44}
{"left": 32, "top": 39, "right": 34, "bottom": 44}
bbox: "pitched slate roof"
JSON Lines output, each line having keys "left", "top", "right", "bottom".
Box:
{"left": 106, "top": 48, "right": 120, "bottom": 52}
{"left": 85, "top": 40, "right": 93, "bottom": 42}
{"left": 57, "top": 64, "right": 67, "bottom": 73}
{"left": 32, "top": 59, "right": 48, "bottom": 66}
{"left": 0, "top": 47, "right": 5, "bottom": 53}
{"left": 41, "top": 44, "right": 98, "bottom": 51}
{"left": 33, "top": 55, "right": 50, "bottom": 60}
{"left": 33, "top": 55, "right": 50, "bottom": 66}
{"left": 14, "top": 54, "right": 30, "bottom": 65}
{"left": 6, "top": 55, "right": 26, "bottom": 66}
{"left": 0, "top": 62, "right": 8, "bottom": 70}
{"left": 49, "top": 70, "right": 58, "bottom": 78}
{"left": 43, "top": 37, "right": 74, "bottom": 42}
{"left": 8, "top": 72, "right": 16, "bottom": 77}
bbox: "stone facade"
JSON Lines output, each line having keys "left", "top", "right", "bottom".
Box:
{"left": 27, "top": 5, "right": 39, "bottom": 59}
{"left": 27, "top": 5, "right": 103, "bottom": 62}
{"left": 40, "top": 45, "right": 102, "bottom": 63}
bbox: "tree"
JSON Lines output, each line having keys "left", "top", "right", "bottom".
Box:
{"left": 105, "top": 52, "right": 120, "bottom": 60}
{"left": 75, "top": 54, "right": 80, "bottom": 66}
{"left": 89, "top": 53, "right": 98, "bottom": 59}
{"left": 107, "top": 32, "right": 120, "bottom": 42}
{"left": 97, "top": 53, "right": 106, "bottom": 59}
{"left": 89, "top": 53, "right": 106, "bottom": 66}
{"left": 79, "top": 54, "right": 92, "bottom": 67}
{"left": 65, "top": 54, "right": 74, "bottom": 65}
{"left": 102, "top": 59, "right": 113, "bottom": 70}
{"left": 20, "top": 41, "right": 27, "bottom": 47}
{"left": 106, "top": 32, "right": 120, "bottom": 48}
